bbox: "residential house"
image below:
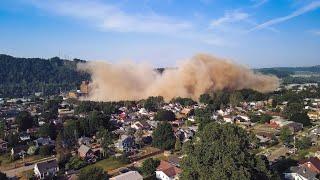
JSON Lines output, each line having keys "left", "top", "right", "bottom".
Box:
{"left": 131, "top": 121, "right": 150, "bottom": 131}
{"left": 110, "top": 171, "right": 143, "bottom": 180}
{"left": 284, "top": 165, "right": 318, "bottom": 180}
{"left": 223, "top": 115, "right": 233, "bottom": 123}
{"left": 175, "top": 128, "right": 195, "bottom": 142}
{"left": 34, "top": 137, "right": 55, "bottom": 147}
{"left": 78, "top": 137, "right": 93, "bottom": 146}
{"left": 116, "top": 135, "right": 136, "bottom": 153}
{"left": 299, "top": 157, "right": 320, "bottom": 173}
{"left": 78, "top": 144, "right": 97, "bottom": 162}
{"left": 156, "top": 160, "right": 181, "bottom": 180}
{"left": 19, "top": 132, "right": 31, "bottom": 141}
{"left": 0, "top": 139, "right": 8, "bottom": 152}
{"left": 308, "top": 111, "right": 320, "bottom": 121}
{"left": 285, "top": 122, "right": 303, "bottom": 133}
{"left": 180, "top": 108, "right": 194, "bottom": 117}
{"left": 11, "top": 146, "right": 27, "bottom": 159}
{"left": 34, "top": 159, "right": 59, "bottom": 179}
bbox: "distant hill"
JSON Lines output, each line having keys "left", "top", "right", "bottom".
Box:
{"left": 0, "top": 54, "right": 89, "bottom": 97}
{"left": 0, "top": 54, "right": 319, "bottom": 97}
{"left": 256, "top": 65, "right": 320, "bottom": 84}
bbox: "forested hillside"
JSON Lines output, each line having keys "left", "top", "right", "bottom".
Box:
{"left": 257, "top": 65, "right": 320, "bottom": 84}
{"left": 0, "top": 54, "right": 90, "bottom": 97}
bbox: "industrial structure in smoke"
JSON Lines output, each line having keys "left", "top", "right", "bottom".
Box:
{"left": 78, "top": 54, "right": 280, "bottom": 102}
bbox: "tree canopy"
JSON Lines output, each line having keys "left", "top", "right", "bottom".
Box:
{"left": 289, "top": 112, "right": 311, "bottom": 127}
{"left": 0, "top": 54, "right": 89, "bottom": 97}
{"left": 152, "top": 122, "right": 176, "bottom": 150}
{"left": 16, "top": 111, "right": 34, "bottom": 131}
{"left": 78, "top": 166, "right": 106, "bottom": 180}
{"left": 181, "top": 122, "right": 278, "bottom": 180}
{"left": 140, "top": 158, "right": 160, "bottom": 176}
{"left": 154, "top": 110, "right": 176, "bottom": 121}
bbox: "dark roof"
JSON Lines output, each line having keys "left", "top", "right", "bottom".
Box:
{"left": 123, "top": 136, "right": 135, "bottom": 144}
{"left": 36, "top": 160, "right": 58, "bottom": 174}
{"left": 289, "top": 166, "right": 318, "bottom": 180}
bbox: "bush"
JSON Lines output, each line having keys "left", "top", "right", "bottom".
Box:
{"left": 78, "top": 166, "right": 105, "bottom": 180}
{"left": 39, "top": 145, "right": 54, "bottom": 156}
{"left": 65, "top": 156, "right": 87, "bottom": 170}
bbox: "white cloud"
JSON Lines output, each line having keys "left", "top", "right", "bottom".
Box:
{"left": 250, "top": 1, "right": 320, "bottom": 31}
{"left": 27, "top": 0, "right": 235, "bottom": 47}
{"left": 251, "top": 0, "right": 268, "bottom": 8}
{"left": 309, "top": 30, "right": 320, "bottom": 35}
{"left": 29, "top": 0, "right": 192, "bottom": 34}
{"left": 210, "top": 10, "right": 249, "bottom": 28}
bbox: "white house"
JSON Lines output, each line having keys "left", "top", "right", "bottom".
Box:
{"left": 34, "top": 160, "right": 59, "bottom": 179}
{"left": 156, "top": 160, "right": 181, "bottom": 180}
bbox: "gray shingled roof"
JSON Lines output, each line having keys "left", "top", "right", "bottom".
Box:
{"left": 36, "top": 160, "right": 58, "bottom": 174}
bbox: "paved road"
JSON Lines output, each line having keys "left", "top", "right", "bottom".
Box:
{"left": 4, "top": 157, "right": 56, "bottom": 178}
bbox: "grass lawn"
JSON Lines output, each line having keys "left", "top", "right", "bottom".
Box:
{"left": 83, "top": 158, "right": 127, "bottom": 172}
{"left": 0, "top": 154, "right": 46, "bottom": 171}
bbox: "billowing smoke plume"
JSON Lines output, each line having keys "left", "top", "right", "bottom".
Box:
{"left": 78, "top": 54, "right": 279, "bottom": 102}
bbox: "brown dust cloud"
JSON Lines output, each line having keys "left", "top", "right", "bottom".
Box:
{"left": 78, "top": 54, "right": 279, "bottom": 102}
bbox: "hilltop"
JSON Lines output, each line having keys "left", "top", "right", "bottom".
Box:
{"left": 0, "top": 54, "right": 89, "bottom": 97}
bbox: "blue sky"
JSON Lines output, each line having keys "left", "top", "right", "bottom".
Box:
{"left": 0, "top": 0, "right": 319, "bottom": 68}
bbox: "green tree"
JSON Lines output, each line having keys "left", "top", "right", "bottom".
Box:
{"left": 144, "top": 96, "right": 164, "bottom": 112}
{"left": 259, "top": 114, "right": 273, "bottom": 124}
{"left": 199, "top": 93, "right": 211, "bottom": 104}
{"left": 56, "top": 132, "right": 71, "bottom": 166}
{"left": 0, "top": 120, "right": 5, "bottom": 138}
{"left": 182, "top": 140, "right": 193, "bottom": 155}
{"left": 229, "top": 91, "right": 243, "bottom": 107}
{"left": 63, "top": 120, "right": 80, "bottom": 142}
{"left": 38, "top": 123, "right": 57, "bottom": 140}
{"left": 284, "top": 102, "right": 304, "bottom": 118}
{"left": 78, "top": 166, "right": 105, "bottom": 180}
{"left": 140, "top": 158, "right": 160, "bottom": 176}
{"left": 296, "top": 137, "right": 312, "bottom": 150}
{"left": 290, "top": 112, "right": 311, "bottom": 127}
{"left": 194, "top": 107, "right": 212, "bottom": 131}
{"left": 152, "top": 122, "right": 175, "bottom": 150}
{"left": 171, "top": 97, "right": 196, "bottom": 106}
{"left": 39, "top": 145, "right": 53, "bottom": 156}
{"left": 181, "top": 123, "right": 277, "bottom": 180}
{"left": 16, "top": 111, "right": 34, "bottom": 131}
{"left": 279, "top": 127, "right": 292, "bottom": 143}
{"left": 96, "top": 128, "right": 113, "bottom": 155}
{"left": 6, "top": 132, "right": 19, "bottom": 147}
{"left": 65, "top": 156, "right": 86, "bottom": 170}
{"left": 175, "top": 138, "right": 182, "bottom": 151}
{"left": 154, "top": 110, "right": 176, "bottom": 121}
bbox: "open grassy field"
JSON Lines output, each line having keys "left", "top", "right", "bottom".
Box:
{"left": 83, "top": 157, "right": 127, "bottom": 172}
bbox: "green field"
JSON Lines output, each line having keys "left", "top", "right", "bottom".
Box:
{"left": 83, "top": 158, "right": 127, "bottom": 172}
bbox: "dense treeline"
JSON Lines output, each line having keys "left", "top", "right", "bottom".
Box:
{"left": 257, "top": 68, "right": 293, "bottom": 78}
{"left": 258, "top": 65, "right": 320, "bottom": 76}
{"left": 0, "top": 54, "right": 90, "bottom": 97}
